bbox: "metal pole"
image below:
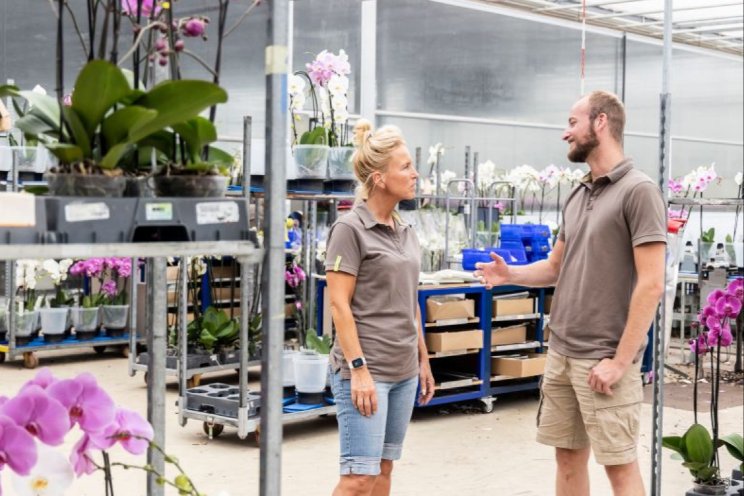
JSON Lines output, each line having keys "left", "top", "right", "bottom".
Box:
{"left": 261, "top": 1, "right": 289, "bottom": 494}
{"left": 651, "top": 0, "right": 673, "bottom": 494}
{"left": 177, "top": 258, "right": 188, "bottom": 427}
{"left": 471, "top": 151, "right": 479, "bottom": 247}
{"left": 308, "top": 200, "right": 318, "bottom": 330}
{"left": 127, "top": 257, "right": 138, "bottom": 376}
{"left": 414, "top": 146, "right": 422, "bottom": 201}
{"left": 243, "top": 115, "right": 253, "bottom": 202}
{"left": 146, "top": 257, "right": 167, "bottom": 496}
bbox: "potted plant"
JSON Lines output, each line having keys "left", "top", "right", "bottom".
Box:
{"left": 99, "top": 258, "right": 133, "bottom": 337}
{"left": 13, "top": 260, "right": 42, "bottom": 346}
{"left": 67, "top": 259, "right": 105, "bottom": 340}
{"left": 663, "top": 277, "right": 743, "bottom": 495}
{"left": 36, "top": 259, "right": 74, "bottom": 343}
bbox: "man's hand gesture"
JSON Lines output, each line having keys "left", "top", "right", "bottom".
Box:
{"left": 474, "top": 252, "right": 510, "bottom": 289}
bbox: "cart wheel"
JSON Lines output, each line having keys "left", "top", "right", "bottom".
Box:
{"left": 23, "top": 352, "right": 39, "bottom": 369}
{"left": 187, "top": 375, "right": 202, "bottom": 389}
{"left": 0, "top": 352, "right": 5, "bottom": 363}
{"left": 120, "top": 345, "right": 130, "bottom": 358}
{"left": 202, "top": 422, "right": 224, "bottom": 439}
{"left": 253, "top": 425, "right": 261, "bottom": 445}
{"left": 93, "top": 346, "right": 107, "bottom": 355}
{"left": 480, "top": 398, "right": 495, "bottom": 414}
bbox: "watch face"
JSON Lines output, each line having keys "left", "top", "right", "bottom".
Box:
{"left": 351, "top": 358, "right": 364, "bottom": 368}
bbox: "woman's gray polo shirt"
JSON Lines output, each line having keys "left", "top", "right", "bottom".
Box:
{"left": 549, "top": 158, "right": 667, "bottom": 360}
{"left": 324, "top": 202, "right": 421, "bottom": 382}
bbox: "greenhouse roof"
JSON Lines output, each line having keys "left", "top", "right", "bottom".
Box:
{"left": 487, "top": 0, "right": 744, "bottom": 56}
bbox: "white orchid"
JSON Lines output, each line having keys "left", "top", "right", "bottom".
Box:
{"left": 419, "top": 177, "right": 435, "bottom": 196}
{"left": 331, "top": 94, "right": 348, "bottom": 111}
{"left": 735, "top": 171, "right": 743, "bottom": 187}
{"left": 11, "top": 444, "right": 74, "bottom": 496}
{"left": 288, "top": 74, "right": 306, "bottom": 97}
{"left": 31, "top": 84, "right": 47, "bottom": 95}
{"left": 435, "top": 170, "right": 458, "bottom": 192}
{"left": 15, "top": 259, "right": 40, "bottom": 290}
{"left": 327, "top": 74, "right": 349, "bottom": 97}
{"left": 476, "top": 160, "right": 499, "bottom": 193}
{"left": 539, "top": 164, "right": 561, "bottom": 189}
{"left": 333, "top": 109, "right": 349, "bottom": 124}
{"left": 290, "top": 92, "right": 306, "bottom": 112}
{"left": 427, "top": 143, "right": 445, "bottom": 167}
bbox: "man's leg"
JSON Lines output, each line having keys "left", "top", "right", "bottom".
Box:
{"left": 556, "top": 446, "right": 591, "bottom": 496}
{"left": 605, "top": 460, "right": 645, "bottom": 496}
{"left": 370, "top": 459, "right": 393, "bottom": 496}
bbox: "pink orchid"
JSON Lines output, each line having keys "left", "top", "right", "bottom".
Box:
{"left": 727, "top": 278, "right": 743, "bottom": 300}
{"left": 121, "top": 0, "right": 161, "bottom": 17}
{"left": 719, "top": 323, "right": 734, "bottom": 347}
{"left": 0, "top": 414, "right": 37, "bottom": 477}
{"left": 182, "top": 17, "right": 207, "bottom": 38}
{"left": 705, "top": 315, "right": 722, "bottom": 332}
{"left": 706, "top": 289, "right": 727, "bottom": 306}
{"left": 668, "top": 179, "right": 683, "bottom": 194}
{"left": 47, "top": 373, "right": 115, "bottom": 434}
{"left": 92, "top": 409, "right": 153, "bottom": 455}
{"left": 21, "top": 368, "right": 57, "bottom": 390}
{"left": 0, "top": 385, "right": 71, "bottom": 446}
{"left": 70, "top": 434, "right": 97, "bottom": 477}
{"left": 690, "top": 334, "right": 708, "bottom": 355}
{"left": 714, "top": 294, "right": 742, "bottom": 319}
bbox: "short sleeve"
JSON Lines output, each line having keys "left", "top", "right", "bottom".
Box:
{"left": 324, "top": 222, "right": 362, "bottom": 276}
{"left": 558, "top": 216, "right": 566, "bottom": 242}
{"left": 624, "top": 181, "right": 667, "bottom": 247}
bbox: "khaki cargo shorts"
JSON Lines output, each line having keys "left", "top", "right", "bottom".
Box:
{"left": 536, "top": 348, "right": 643, "bottom": 466}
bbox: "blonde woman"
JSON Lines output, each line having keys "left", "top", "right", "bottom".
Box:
{"left": 325, "top": 119, "right": 435, "bottom": 496}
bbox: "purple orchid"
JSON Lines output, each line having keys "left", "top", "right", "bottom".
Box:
{"left": 122, "top": 0, "right": 161, "bottom": 17}
{"left": 47, "top": 373, "right": 115, "bottom": 434}
{"left": 92, "top": 409, "right": 153, "bottom": 455}
{"left": 706, "top": 289, "right": 727, "bottom": 306}
{"left": 690, "top": 333, "right": 709, "bottom": 355}
{"left": 726, "top": 277, "right": 743, "bottom": 300}
{"left": 0, "top": 414, "right": 37, "bottom": 477}
{"left": 0, "top": 385, "right": 70, "bottom": 446}
{"left": 719, "top": 323, "right": 734, "bottom": 347}
{"left": 22, "top": 368, "right": 57, "bottom": 390}
{"left": 668, "top": 178, "right": 683, "bottom": 194}
{"left": 70, "top": 434, "right": 96, "bottom": 477}
{"left": 715, "top": 293, "right": 742, "bottom": 319}
{"left": 101, "top": 280, "right": 118, "bottom": 299}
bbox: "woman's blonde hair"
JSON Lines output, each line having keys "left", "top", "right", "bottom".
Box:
{"left": 352, "top": 119, "right": 406, "bottom": 203}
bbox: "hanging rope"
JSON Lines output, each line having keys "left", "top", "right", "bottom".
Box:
{"left": 580, "top": 0, "right": 587, "bottom": 95}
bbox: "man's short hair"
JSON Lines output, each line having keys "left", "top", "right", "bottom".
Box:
{"left": 586, "top": 91, "right": 625, "bottom": 143}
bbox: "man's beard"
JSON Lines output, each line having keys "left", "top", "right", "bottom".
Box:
{"left": 567, "top": 128, "right": 599, "bottom": 163}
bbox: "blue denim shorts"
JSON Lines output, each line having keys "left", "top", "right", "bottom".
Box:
{"left": 329, "top": 368, "right": 418, "bottom": 476}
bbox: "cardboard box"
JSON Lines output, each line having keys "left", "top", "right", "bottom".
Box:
{"left": 492, "top": 297, "right": 534, "bottom": 317}
{"left": 491, "top": 353, "right": 546, "bottom": 377}
{"left": 491, "top": 324, "right": 527, "bottom": 346}
{"left": 425, "top": 329, "right": 483, "bottom": 352}
{"left": 426, "top": 296, "right": 475, "bottom": 323}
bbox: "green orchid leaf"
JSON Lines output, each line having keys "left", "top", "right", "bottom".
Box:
{"left": 129, "top": 80, "right": 227, "bottom": 142}
{"left": 23, "top": 185, "right": 49, "bottom": 195}
{"left": 684, "top": 424, "right": 714, "bottom": 465}
{"left": 199, "top": 328, "right": 218, "bottom": 352}
{"left": 203, "top": 146, "right": 235, "bottom": 168}
{"left": 0, "top": 84, "right": 20, "bottom": 99}
{"left": 71, "top": 60, "right": 132, "bottom": 138}
{"left": 61, "top": 107, "right": 91, "bottom": 158}
{"left": 720, "top": 433, "right": 744, "bottom": 462}
{"left": 15, "top": 113, "right": 58, "bottom": 141}
{"left": 172, "top": 117, "right": 217, "bottom": 163}
{"left": 101, "top": 106, "right": 158, "bottom": 148}
{"left": 100, "top": 142, "right": 132, "bottom": 169}
{"left": 662, "top": 436, "right": 686, "bottom": 458}
{"left": 17, "top": 91, "right": 60, "bottom": 129}
{"left": 45, "top": 143, "right": 83, "bottom": 164}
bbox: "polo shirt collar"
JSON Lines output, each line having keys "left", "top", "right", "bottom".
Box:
{"left": 580, "top": 158, "right": 634, "bottom": 188}
{"left": 354, "top": 201, "right": 409, "bottom": 230}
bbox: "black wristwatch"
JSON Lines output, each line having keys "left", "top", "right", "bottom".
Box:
{"left": 348, "top": 357, "right": 367, "bottom": 369}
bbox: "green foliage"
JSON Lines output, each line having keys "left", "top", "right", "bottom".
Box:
{"left": 305, "top": 330, "right": 332, "bottom": 355}
{"left": 701, "top": 228, "right": 716, "bottom": 243}
{"left": 6, "top": 60, "right": 228, "bottom": 172}
{"left": 299, "top": 126, "right": 327, "bottom": 145}
{"left": 720, "top": 433, "right": 744, "bottom": 472}
{"left": 186, "top": 306, "right": 239, "bottom": 353}
{"left": 81, "top": 293, "right": 106, "bottom": 309}
{"left": 662, "top": 424, "right": 722, "bottom": 483}
{"left": 47, "top": 288, "right": 74, "bottom": 308}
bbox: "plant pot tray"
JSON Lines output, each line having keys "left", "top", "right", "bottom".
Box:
{"left": 0, "top": 197, "right": 251, "bottom": 245}
{"left": 185, "top": 383, "right": 260, "bottom": 418}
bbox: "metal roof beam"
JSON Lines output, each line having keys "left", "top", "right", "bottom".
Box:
{"left": 623, "top": 15, "right": 744, "bottom": 28}
{"left": 587, "top": 1, "right": 743, "bottom": 21}
{"left": 674, "top": 23, "right": 743, "bottom": 34}
{"left": 534, "top": 0, "right": 645, "bottom": 13}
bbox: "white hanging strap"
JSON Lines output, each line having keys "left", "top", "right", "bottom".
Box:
{"left": 580, "top": 0, "right": 587, "bottom": 96}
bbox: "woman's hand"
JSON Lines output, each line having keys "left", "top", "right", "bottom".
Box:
{"left": 350, "top": 368, "right": 377, "bottom": 417}
{"left": 418, "top": 359, "right": 435, "bottom": 405}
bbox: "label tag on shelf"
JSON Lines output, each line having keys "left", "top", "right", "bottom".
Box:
{"left": 145, "top": 202, "right": 173, "bottom": 221}
{"left": 0, "top": 192, "right": 36, "bottom": 227}
{"left": 195, "top": 201, "right": 239, "bottom": 225}
{"left": 65, "top": 202, "right": 110, "bottom": 223}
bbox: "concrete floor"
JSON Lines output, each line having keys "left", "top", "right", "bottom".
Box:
{"left": 0, "top": 348, "right": 741, "bottom": 496}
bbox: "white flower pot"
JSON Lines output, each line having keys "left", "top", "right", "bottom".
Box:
{"left": 327, "top": 147, "right": 355, "bottom": 179}
{"left": 293, "top": 351, "right": 329, "bottom": 394}
{"left": 101, "top": 304, "right": 129, "bottom": 330}
{"left": 70, "top": 307, "right": 100, "bottom": 332}
{"left": 39, "top": 308, "right": 69, "bottom": 335}
{"left": 293, "top": 145, "right": 329, "bottom": 179}
{"left": 15, "top": 310, "right": 39, "bottom": 337}
{"left": 282, "top": 350, "right": 298, "bottom": 387}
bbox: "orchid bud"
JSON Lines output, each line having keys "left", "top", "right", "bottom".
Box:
{"left": 182, "top": 17, "right": 206, "bottom": 37}
{"left": 158, "top": 57, "right": 168, "bottom": 67}
{"left": 155, "top": 37, "right": 167, "bottom": 52}
{"left": 174, "top": 39, "right": 185, "bottom": 52}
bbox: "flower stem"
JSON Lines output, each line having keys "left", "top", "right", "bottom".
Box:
{"left": 179, "top": 50, "right": 219, "bottom": 78}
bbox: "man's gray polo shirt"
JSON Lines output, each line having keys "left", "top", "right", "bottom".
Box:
{"left": 549, "top": 158, "right": 667, "bottom": 360}
{"left": 324, "top": 202, "right": 421, "bottom": 382}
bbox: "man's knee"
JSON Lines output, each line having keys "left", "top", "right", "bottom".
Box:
{"left": 379, "top": 459, "right": 394, "bottom": 477}
{"left": 556, "top": 447, "right": 590, "bottom": 472}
